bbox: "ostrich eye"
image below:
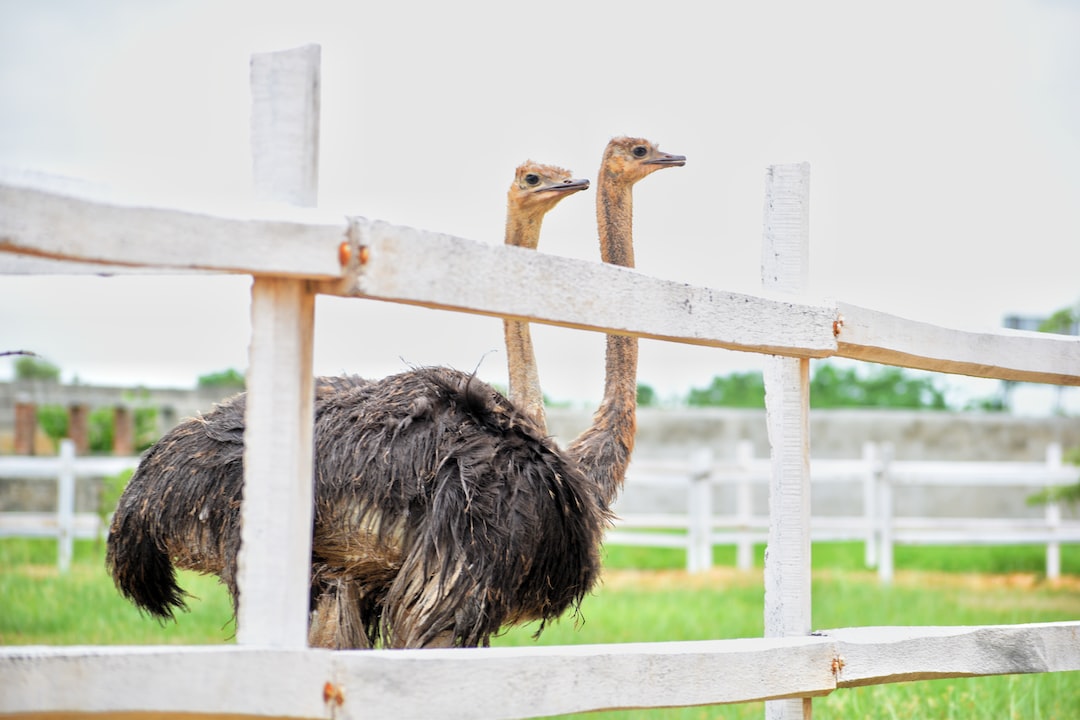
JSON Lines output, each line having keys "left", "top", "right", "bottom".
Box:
{"left": 524, "top": 173, "right": 540, "bottom": 186}
{"left": 632, "top": 146, "right": 648, "bottom": 158}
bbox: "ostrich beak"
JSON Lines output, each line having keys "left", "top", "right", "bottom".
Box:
{"left": 539, "top": 178, "right": 591, "bottom": 194}
{"left": 645, "top": 153, "right": 686, "bottom": 168}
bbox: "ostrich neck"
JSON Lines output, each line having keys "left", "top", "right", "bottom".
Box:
{"left": 568, "top": 175, "right": 638, "bottom": 505}
{"left": 595, "top": 174, "right": 638, "bottom": 411}
{"left": 503, "top": 209, "right": 547, "bottom": 430}
{"left": 596, "top": 176, "right": 635, "bottom": 268}
{"left": 505, "top": 211, "right": 543, "bottom": 251}
{"left": 503, "top": 318, "right": 546, "bottom": 430}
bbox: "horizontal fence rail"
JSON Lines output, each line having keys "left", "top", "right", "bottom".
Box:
{"left": 0, "top": 178, "right": 345, "bottom": 279}
{"left": 0, "top": 445, "right": 139, "bottom": 480}
{"left": 4, "top": 183, "right": 1080, "bottom": 387}
{"left": 2, "top": 622, "right": 1077, "bottom": 719}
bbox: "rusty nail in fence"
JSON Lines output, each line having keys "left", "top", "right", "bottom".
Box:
{"left": 323, "top": 681, "right": 345, "bottom": 706}
{"left": 338, "top": 238, "right": 369, "bottom": 267}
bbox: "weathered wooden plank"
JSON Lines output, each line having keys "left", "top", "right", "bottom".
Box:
{"left": 762, "top": 364, "right": 813, "bottom": 631}
{"left": 250, "top": 44, "right": 321, "bottom": 206}
{"left": 3, "top": 623, "right": 1077, "bottom": 718}
{"left": 238, "top": 279, "right": 316, "bottom": 648}
{"left": 4, "top": 179, "right": 1079, "bottom": 387}
{"left": 760, "top": 162, "right": 814, "bottom": 720}
{"left": 0, "top": 638, "right": 838, "bottom": 719}
{"left": 0, "top": 181, "right": 344, "bottom": 278}
{"left": 335, "top": 638, "right": 836, "bottom": 719}
{"left": 234, "top": 45, "right": 321, "bottom": 650}
{"left": 827, "top": 622, "right": 1080, "bottom": 688}
{"left": 836, "top": 301, "right": 1080, "bottom": 386}
{"left": 0, "top": 646, "right": 333, "bottom": 718}
{"left": 330, "top": 217, "right": 840, "bottom": 358}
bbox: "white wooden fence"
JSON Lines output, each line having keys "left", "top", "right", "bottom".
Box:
{"left": 1, "top": 44, "right": 1079, "bottom": 720}
{"left": 609, "top": 441, "right": 1079, "bottom": 580}
{"left": 0, "top": 439, "right": 139, "bottom": 572}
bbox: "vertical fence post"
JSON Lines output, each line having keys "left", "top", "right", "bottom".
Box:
{"left": 862, "top": 442, "right": 878, "bottom": 568}
{"left": 67, "top": 403, "right": 89, "bottom": 455}
{"left": 14, "top": 399, "right": 36, "bottom": 456}
{"left": 687, "top": 449, "right": 714, "bottom": 573}
{"left": 735, "top": 440, "right": 755, "bottom": 571}
{"left": 113, "top": 405, "right": 135, "bottom": 456}
{"left": 1045, "top": 443, "right": 1062, "bottom": 581}
{"left": 236, "top": 44, "right": 320, "bottom": 649}
{"left": 56, "top": 439, "right": 75, "bottom": 574}
{"left": 761, "top": 162, "right": 812, "bottom": 720}
{"left": 877, "top": 443, "right": 895, "bottom": 584}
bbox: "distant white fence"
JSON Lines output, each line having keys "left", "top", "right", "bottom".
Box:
{"left": 610, "top": 441, "right": 1080, "bottom": 581}
{"left": 0, "top": 439, "right": 138, "bottom": 572}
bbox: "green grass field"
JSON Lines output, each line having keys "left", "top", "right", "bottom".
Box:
{"left": 2, "top": 538, "right": 1078, "bottom": 719}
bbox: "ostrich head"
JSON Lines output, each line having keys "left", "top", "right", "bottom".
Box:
{"left": 599, "top": 137, "right": 686, "bottom": 188}
{"left": 505, "top": 162, "right": 590, "bottom": 249}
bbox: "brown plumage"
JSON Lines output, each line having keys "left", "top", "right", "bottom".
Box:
{"left": 108, "top": 368, "right": 604, "bottom": 648}
{"left": 106, "top": 137, "right": 684, "bottom": 650}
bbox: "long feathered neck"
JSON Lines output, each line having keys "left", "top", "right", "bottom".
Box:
{"left": 567, "top": 167, "right": 638, "bottom": 506}
{"left": 596, "top": 166, "right": 635, "bottom": 268}
{"left": 505, "top": 206, "right": 544, "bottom": 251}
{"left": 503, "top": 207, "right": 547, "bottom": 430}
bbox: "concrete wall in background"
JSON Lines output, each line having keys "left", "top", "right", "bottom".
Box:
{"left": 549, "top": 407, "right": 1080, "bottom": 462}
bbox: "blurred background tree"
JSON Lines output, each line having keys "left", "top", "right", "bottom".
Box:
{"left": 14, "top": 356, "right": 60, "bottom": 383}
{"left": 685, "top": 362, "right": 951, "bottom": 410}
{"left": 197, "top": 368, "right": 245, "bottom": 389}
{"left": 687, "top": 371, "right": 765, "bottom": 408}
{"left": 637, "top": 383, "right": 658, "bottom": 407}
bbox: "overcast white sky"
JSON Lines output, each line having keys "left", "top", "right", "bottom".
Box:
{"left": 1, "top": 0, "right": 1078, "bottom": 412}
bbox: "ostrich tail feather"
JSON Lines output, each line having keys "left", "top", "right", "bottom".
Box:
{"left": 106, "top": 505, "right": 189, "bottom": 620}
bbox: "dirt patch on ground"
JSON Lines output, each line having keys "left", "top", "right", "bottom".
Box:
{"left": 16, "top": 564, "right": 64, "bottom": 580}
{"left": 12, "top": 563, "right": 105, "bottom": 582}
{"left": 599, "top": 566, "right": 763, "bottom": 591}
{"left": 600, "top": 566, "right": 1080, "bottom": 593}
{"left": 866, "top": 569, "right": 1080, "bottom": 593}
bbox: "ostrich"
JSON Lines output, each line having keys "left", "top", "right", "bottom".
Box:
{"left": 307, "top": 160, "right": 589, "bottom": 647}
{"left": 108, "top": 367, "right": 602, "bottom": 649}
{"left": 106, "top": 137, "right": 684, "bottom": 649}
{"left": 546, "top": 137, "right": 686, "bottom": 505}
{"left": 503, "top": 161, "right": 590, "bottom": 428}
